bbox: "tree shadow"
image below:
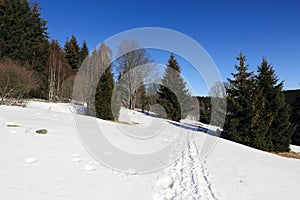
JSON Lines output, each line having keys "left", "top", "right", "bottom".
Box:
{"left": 167, "top": 121, "right": 220, "bottom": 137}
{"left": 135, "top": 109, "right": 160, "bottom": 118}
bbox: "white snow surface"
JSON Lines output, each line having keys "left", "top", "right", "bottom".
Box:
{"left": 0, "top": 102, "right": 300, "bottom": 200}
{"left": 290, "top": 144, "right": 300, "bottom": 153}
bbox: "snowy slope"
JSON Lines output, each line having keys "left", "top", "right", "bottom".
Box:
{"left": 0, "top": 102, "right": 300, "bottom": 200}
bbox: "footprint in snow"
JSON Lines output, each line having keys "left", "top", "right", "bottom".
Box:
{"left": 156, "top": 176, "right": 174, "bottom": 189}
{"left": 71, "top": 154, "right": 83, "bottom": 162}
{"left": 23, "top": 157, "right": 37, "bottom": 164}
{"left": 84, "top": 164, "right": 97, "bottom": 172}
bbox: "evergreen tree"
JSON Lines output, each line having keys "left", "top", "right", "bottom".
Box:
{"left": 197, "top": 96, "right": 211, "bottom": 124}
{"left": 64, "top": 35, "right": 80, "bottom": 71}
{"left": 157, "top": 54, "right": 192, "bottom": 122}
{"left": 256, "top": 57, "right": 294, "bottom": 152}
{"left": 79, "top": 40, "right": 89, "bottom": 65}
{"left": 135, "top": 82, "right": 147, "bottom": 112}
{"left": 95, "top": 66, "right": 115, "bottom": 120}
{"left": 291, "top": 90, "right": 300, "bottom": 145}
{"left": 0, "top": 0, "right": 49, "bottom": 72}
{"left": 223, "top": 53, "right": 268, "bottom": 149}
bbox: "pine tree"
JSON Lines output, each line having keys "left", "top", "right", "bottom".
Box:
{"left": 0, "top": 0, "right": 49, "bottom": 72}
{"left": 64, "top": 35, "right": 80, "bottom": 71}
{"left": 95, "top": 66, "right": 115, "bottom": 120}
{"left": 157, "top": 54, "right": 192, "bottom": 122}
{"left": 256, "top": 57, "right": 294, "bottom": 152}
{"left": 223, "top": 52, "right": 268, "bottom": 149}
{"left": 79, "top": 40, "right": 89, "bottom": 66}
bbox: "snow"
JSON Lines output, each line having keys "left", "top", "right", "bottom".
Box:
{"left": 1, "top": 101, "right": 300, "bottom": 200}
{"left": 290, "top": 144, "right": 300, "bottom": 153}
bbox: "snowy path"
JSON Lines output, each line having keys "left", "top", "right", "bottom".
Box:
{"left": 154, "top": 134, "right": 219, "bottom": 200}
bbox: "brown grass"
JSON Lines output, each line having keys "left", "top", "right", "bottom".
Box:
{"left": 7, "top": 124, "right": 20, "bottom": 127}
{"left": 108, "top": 120, "right": 140, "bottom": 125}
{"left": 109, "top": 120, "right": 132, "bottom": 125}
{"left": 270, "top": 151, "right": 300, "bottom": 159}
{"left": 194, "top": 122, "right": 205, "bottom": 127}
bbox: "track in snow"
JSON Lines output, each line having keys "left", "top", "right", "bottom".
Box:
{"left": 153, "top": 133, "right": 219, "bottom": 200}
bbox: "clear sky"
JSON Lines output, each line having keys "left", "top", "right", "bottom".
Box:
{"left": 37, "top": 0, "right": 300, "bottom": 96}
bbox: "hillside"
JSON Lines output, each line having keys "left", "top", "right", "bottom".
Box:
{"left": 0, "top": 102, "right": 300, "bottom": 200}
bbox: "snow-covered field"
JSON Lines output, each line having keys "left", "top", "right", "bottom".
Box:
{"left": 1, "top": 102, "right": 300, "bottom": 200}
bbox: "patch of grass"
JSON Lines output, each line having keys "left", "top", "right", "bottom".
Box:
{"left": 109, "top": 120, "right": 132, "bottom": 125}
{"left": 270, "top": 151, "right": 300, "bottom": 159}
{"left": 7, "top": 124, "right": 20, "bottom": 127}
{"left": 10, "top": 103, "right": 26, "bottom": 107}
{"left": 194, "top": 122, "right": 205, "bottom": 127}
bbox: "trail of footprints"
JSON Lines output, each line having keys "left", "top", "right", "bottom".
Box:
{"left": 154, "top": 137, "right": 219, "bottom": 200}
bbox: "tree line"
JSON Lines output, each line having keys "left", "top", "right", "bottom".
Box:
{"left": 1, "top": 0, "right": 299, "bottom": 153}
{"left": 0, "top": 0, "right": 91, "bottom": 101}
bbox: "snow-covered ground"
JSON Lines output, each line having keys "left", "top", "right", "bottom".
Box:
{"left": 290, "top": 145, "right": 300, "bottom": 153}
{"left": 0, "top": 102, "right": 300, "bottom": 200}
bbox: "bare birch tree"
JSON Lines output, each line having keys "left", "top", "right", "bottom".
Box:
{"left": 73, "top": 43, "right": 112, "bottom": 115}
{"left": 116, "top": 40, "right": 155, "bottom": 110}
{"left": 47, "top": 40, "right": 72, "bottom": 101}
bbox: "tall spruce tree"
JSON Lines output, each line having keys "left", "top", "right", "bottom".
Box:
{"left": 223, "top": 53, "right": 268, "bottom": 149}
{"left": 256, "top": 57, "right": 294, "bottom": 152}
{"left": 79, "top": 40, "right": 89, "bottom": 66}
{"left": 0, "top": 0, "right": 49, "bottom": 72}
{"left": 64, "top": 35, "right": 80, "bottom": 71}
{"left": 95, "top": 66, "right": 115, "bottom": 120}
{"left": 157, "top": 54, "right": 192, "bottom": 122}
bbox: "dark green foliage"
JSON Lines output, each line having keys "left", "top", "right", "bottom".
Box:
{"left": 223, "top": 53, "right": 268, "bottom": 149}
{"left": 291, "top": 91, "right": 300, "bottom": 145}
{"left": 135, "top": 82, "right": 147, "bottom": 112}
{"left": 284, "top": 89, "right": 300, "bottom": 145}
{"left": 0, "top": 0, "right": 49, "bottom": 72}
{"left": 256, "top": 57, "right": 294, "bottom": 152}
{"left": 95, "top": 66, "right": 115, "bottom": 120}
{"left": 64, "top": 35, "right": 80, "bottom": 71}
{"left": 197, "top": 96, "right": 211, "bottom": 124}
{"left": 224, "top": 54, "right": 294, "bottom": 152}
{"left": 79, "top": 40, "right": 89, "bottom": 65}
{"left": 157, "top": 54, "right": 192, "bottom": 122}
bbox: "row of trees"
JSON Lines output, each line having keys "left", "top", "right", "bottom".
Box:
{"left": 0, "top": 0, "right": 89, "bottom": 101}
{"left": 92, "top": 41, "right": 195, "bottom": 121}
{"left": 1, "top": 0, "right": 298, "bottom": 153}
{"left": 223, "top": 53, "right": 295, "bottom": 152}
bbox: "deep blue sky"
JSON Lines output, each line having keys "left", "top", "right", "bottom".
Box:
{"left": 37, "top": 0, "right": 300, "bottom": 95}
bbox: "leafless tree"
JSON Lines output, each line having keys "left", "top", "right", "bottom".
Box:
{"left": 116, "top": 40, "right": 156, "bottom": 110}
{"left": 47, "top": 40, "right": 73, "bottom": 101}
{"left": 0, "top": 59, "right": 37, "bottom": 104}
{"left": 209, "top": 81, "right": 227, "bottom": 127}
{"left": 73, "top": 43, "right": 112, "bottom": 115}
